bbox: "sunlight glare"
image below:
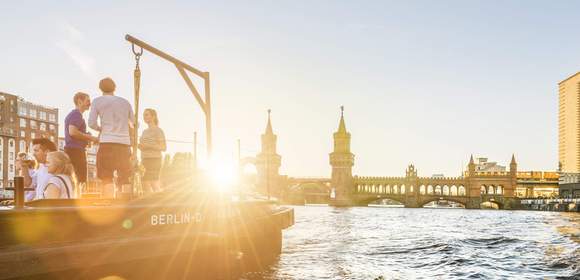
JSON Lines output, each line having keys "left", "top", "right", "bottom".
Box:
{"left": 208, "top": 156, "right": 239, "bottom": 192}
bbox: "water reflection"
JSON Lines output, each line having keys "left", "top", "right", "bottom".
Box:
{"left": 243, "top": 207, "right": 580, "bottom": 279}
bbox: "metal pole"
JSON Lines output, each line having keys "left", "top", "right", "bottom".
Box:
{"left": 237, "top": 139, "right": 241, "bottom": 163}
{"left": 266, "top": 156, "right": 270, "bottom": 200}
{"left": 125, "top": 34, "right": 212, "bottom": 159}
{"left": 125, "top": 35, "right": 205, "bottom": 77}
{"left": 204, "top": 73, "right": 212, "bottom": 157}
{"left": 14, "top": 177, "right": 24, "bottom": 209}
{"left": 193, "top": 131, "right": 198, "bottom": 170}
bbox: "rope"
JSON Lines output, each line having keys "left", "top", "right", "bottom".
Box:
{"left": 132, "top": 43, "right": 144, "bottom": 197}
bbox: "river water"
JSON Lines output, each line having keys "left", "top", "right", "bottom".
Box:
{"left": 243, "top": 206, "right": 580, "bottom": 280}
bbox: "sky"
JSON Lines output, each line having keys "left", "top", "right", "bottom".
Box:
{"left": 1, "top": 0, "right": 579, "bottom": 178}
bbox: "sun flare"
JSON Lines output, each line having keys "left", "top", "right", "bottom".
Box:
{"left": 207, "top": 157, "right": 239, "bottom": 192}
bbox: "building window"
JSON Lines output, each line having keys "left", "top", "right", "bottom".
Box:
{"left": 30, "top": 120, "right": 37, "bottom": 129}
{"left": 31, "top": 132, "right": 36, "bottom": 139}
{"left": 18, "top": 106, "right": 26, "bottom": 116}
{"left": 48, "top": 113, "right": 56, "bottom": 122}
{"left": 19, "top": 119, "right": 26, "bottom": 128}
{"left": 40, "top": 111, "right": 47, "bottom": 120}
{"left": 49, "top": 124, "right": 55, "bottom": 131}
{"left": 49, "top": 136, "right": 55, "bottom": 143}
{"left": 29, "top": 109, "right": 37, "bottom": 118}
{"left": 40, "top": 123, "right": 46, "bottom": 131}
{"left": 19, "top": 140, "right": 26, "bottom": 152}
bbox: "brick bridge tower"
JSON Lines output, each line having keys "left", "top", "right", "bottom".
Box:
{"left": 509, "top": 154, "right": 517, "bottom": 197}
{"left": 329, "top": 106, "right": 355, "bottom": 206}
{"left": 255, "top": 109, "right": 282, "bottom": 198}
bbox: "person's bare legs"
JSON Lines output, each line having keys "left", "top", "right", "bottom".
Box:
{"left": 143, "top": 181, "right": 153, "bottom": 194}
{"left": 102, "top": 179, "right": 115, "bottom": 198}
{"left": 152, "top": 180, "right": 161, "bottom": 192}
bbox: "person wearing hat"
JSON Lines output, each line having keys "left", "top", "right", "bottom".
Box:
{"left": 88, "top": 77, "right": 134, "bottom": 198}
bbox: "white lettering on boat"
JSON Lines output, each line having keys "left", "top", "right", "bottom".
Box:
{"left": 150, "top": 212, "right": 202, "bottom": 226}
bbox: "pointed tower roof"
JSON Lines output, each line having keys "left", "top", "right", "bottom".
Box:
{"left": 510, "top": 154, "right": 516, "bottom": 165}
{"left": 469, "top": 154, "right": 474, "bottom": 164}
{"left": 337, "top": 106, "right": 347, "bottom": 133}
{"left": 265, "top": 109, "right": 273, "bottom": 135}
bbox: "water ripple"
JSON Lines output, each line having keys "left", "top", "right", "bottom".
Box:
{"left": 242, "top": 207, "right": 580, "bottom": 280}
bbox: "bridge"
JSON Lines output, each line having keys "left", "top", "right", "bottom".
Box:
{"left": 284, "top": 177, "right": 331, "bottom": 204}
{"left": 349, "top": 164, "right": 519, "bottom": 208}
{"left": 252, "top": 107, "right": 526, "bottom": 209}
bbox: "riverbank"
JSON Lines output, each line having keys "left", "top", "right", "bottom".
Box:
{"left": 521, "top": 198, "right": 580, "bottom": 212}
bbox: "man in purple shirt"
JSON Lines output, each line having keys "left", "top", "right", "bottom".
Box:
{"left": 64, "top": 92, "right": 98, "bottom": 186}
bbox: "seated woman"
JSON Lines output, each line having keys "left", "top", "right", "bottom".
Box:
{"left": 42, "top": 151, "right": 77, "bottom": 199}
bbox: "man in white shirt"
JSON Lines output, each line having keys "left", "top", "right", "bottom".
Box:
{"left": 88, "top": 77, "right": 135, "bottom": 198}
{"left": 16, "top": 138, "right": 57, "bottom": 201}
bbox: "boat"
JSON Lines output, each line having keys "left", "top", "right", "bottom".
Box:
{"left": 0, "top": 35, "right": 294, "bottom": 278}
{"left": 0, "top": 188, "right": 294, "bottom": 279}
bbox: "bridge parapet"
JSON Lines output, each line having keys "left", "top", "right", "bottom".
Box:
{"left": 466, "top": 171, "right": 512, "bottom": 177}
{"left": 354, "top": 176, "right": 407, "bottom": 184}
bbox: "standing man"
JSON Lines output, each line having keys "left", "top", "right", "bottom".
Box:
{"left": 88, "top": 77, "right": 134, "bottom": 198}
{"left": 15, "top": 138, "right": 57, "bottom": 201}
{"left": 64, "top": 92, "right": 98, "bottom": 194}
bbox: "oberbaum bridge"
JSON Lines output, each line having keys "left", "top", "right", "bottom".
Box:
{"left": 241, "top": 108, "right": 559, "bottom": 209}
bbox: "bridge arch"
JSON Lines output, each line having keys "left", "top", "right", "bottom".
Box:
{"left": 419, "top": 185, "right": 426, "bottom": 195}
{"left": 443, "top": 185, "right": 450, "bottom": 196}
{"left": 419, "top": 197, "right": 467, "bottom": 208}
{"left": 450, "top": 185, "right": 458, "bottom": 196}
{"left": 427, "top": 185, "right": 434, "bottom": 194}
{"left": 435, "top": 185, "right": 442, "bottom": 195}
{"left": 458, "top": 185, "right": 466, "bottom": 196}
{"left": 361, "top": 195, "right": 407, "bottom": 206}
{"left": 480, "top": 200, "right": 503, "bottom": 209}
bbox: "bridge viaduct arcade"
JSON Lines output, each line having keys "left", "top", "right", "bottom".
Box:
{"left": 253, "top": 107, "right": 520, "bottom": 209}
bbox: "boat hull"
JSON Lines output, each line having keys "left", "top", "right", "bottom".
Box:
{"left": 0, "top": 192, "right": 294, "bottom": 279}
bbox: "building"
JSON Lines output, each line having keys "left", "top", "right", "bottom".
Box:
{"left": 0, "top": 92, "right": 58, "bottom": 197}
{"left": 473, "top": 157, "right": 506, "bottom": 172}
{"left": 558, "top": 72, "right": 580, "bottom": 172}
{"left": 467, "top": 157, "right": 558, "bottom": 198}
{"left": 558, "top": 173, "right": 580, "bottom": 198}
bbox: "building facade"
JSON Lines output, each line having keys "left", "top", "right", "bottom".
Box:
{"left": 558, "top": 72, "right": 580, "bottom": 172}
{"left": 473, "top": 157, "right": 506, "bottom": 172}
{"left": 558, "top": 173, "right": 580, "bottom": 198}
{"left": 0, "top": 92, "right": 58, "bottom": 197}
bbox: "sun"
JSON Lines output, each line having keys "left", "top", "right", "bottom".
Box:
{"left": 207, "top": 157, "right": 239, "bottom": 192}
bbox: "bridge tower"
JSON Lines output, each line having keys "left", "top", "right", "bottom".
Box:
{"left": 255, "top": 110, "right": 282, "bottom": 198}
{"left": 466, "top": 154, "right": 478, "bottom": 196}
{"left": 406, "top": 164, "right": 418, "bottom": 192}
{"left": 508, "top": 154, "right": 517, "bottom": 196}
{"left": 329, "top": 106, "right": 355, "bottom": 206}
